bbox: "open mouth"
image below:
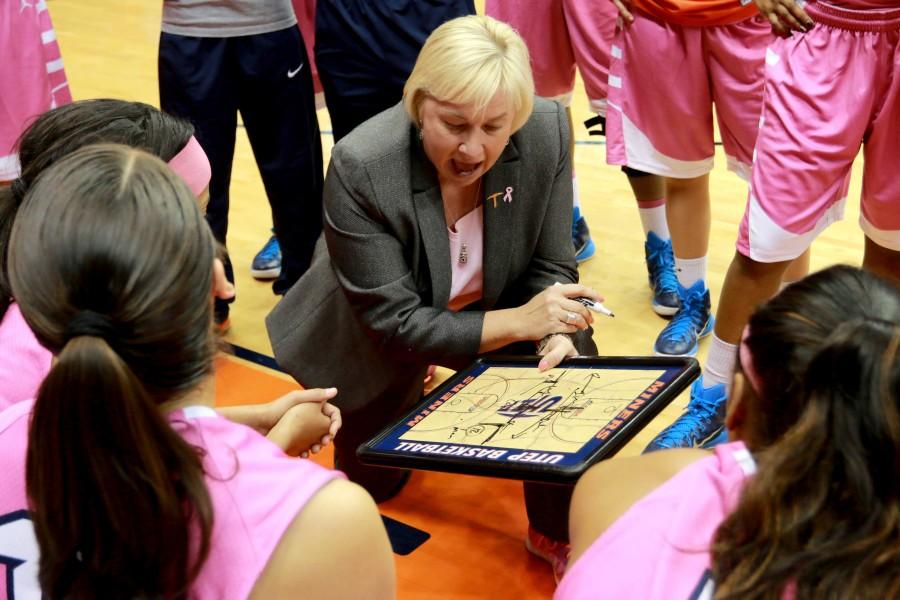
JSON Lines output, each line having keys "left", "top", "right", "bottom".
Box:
{"left": 452, "top": 159, "right": 481, "bottom": 178}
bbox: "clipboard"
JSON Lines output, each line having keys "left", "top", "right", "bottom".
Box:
{"left": 358, "top": 355, "right": 700, "bottom": 483}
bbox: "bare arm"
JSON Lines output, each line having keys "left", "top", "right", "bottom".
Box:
{"left": 569, "top": 449, "right": 710, "bottom": 566}
{"left": 248, "top": 479, "right": 396, "bottom": 599}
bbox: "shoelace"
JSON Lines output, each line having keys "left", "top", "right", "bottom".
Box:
{"left": 648, "top": 242, "right": 679, "bottom": 294}
{"left": 662, "top": 288, "right": 707, "bottom": 342}
{"left": 257, "top": 237, "right": 280, "bottom": 261}
{"left": 656, "top": 406, "right": 717, "bottom": 442}
{"left": 655, "top": 387, "right": 721, "bottom": 440}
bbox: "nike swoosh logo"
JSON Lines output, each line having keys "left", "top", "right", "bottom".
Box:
{"left": 287, "top": 64, "right": 304, "bottom": 78}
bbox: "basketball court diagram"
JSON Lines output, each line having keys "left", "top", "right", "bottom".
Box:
{"left": 399, "top": 366, "right": 666, "bottom": 452}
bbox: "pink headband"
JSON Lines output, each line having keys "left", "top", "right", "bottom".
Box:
{"left": 167, "top": 136, "right": 211, "bottom": 198}
{"left": 739, "top": 325, "right": 763, "bottom": 395}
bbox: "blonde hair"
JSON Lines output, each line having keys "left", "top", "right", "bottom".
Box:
{"left": 403, "top": 15, "right": 534, "bottom": 133}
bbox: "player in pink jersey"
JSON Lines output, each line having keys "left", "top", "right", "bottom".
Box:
{"left": 693, "top": 0, "right": 900, "bottom": 459}
{"left": 486, "top": 0, "right": 620, "bottom": 264}
{"left": 487, "top": 0, "right": 682, "bottom": 316}
{"left": 3, "top": 145, "right": 394, "bottom": 599}
{"left": 606, "top": 0, "right": 774, "bottom": 362}
{"left": 0, "top": 0, "right": 71, "bottom": 182}
{"left": 0, "top": 100, "right": 208, "bottom": 411}
{"left": 560, "top": 265, "right": 900, "bottom": 598}
{"left": 607, "top": 0, "right": 808, "bottom": 451}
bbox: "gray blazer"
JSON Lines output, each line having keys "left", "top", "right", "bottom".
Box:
{"left": 267, "top": 98, "right": 581, "bottom": 412}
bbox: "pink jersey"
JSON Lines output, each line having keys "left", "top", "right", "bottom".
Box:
{"left": 0, "top": 303, "right": 52, "bottom": 411}
{"left": 606, "top": 12, "right": 771, "bottom": 180}
{"left": 486, "top": 0, "right": 617, "bottom": 114}
{"left": 0, "top": 402, "right": 343, "bottom": 600}
{"left": 0, "top": 400, "right": 39, "bottom": 600}
{"left": 0, "top": 0, "right": 72, "bottom": 180}
{"left": 555, "top": 442, "right": 757, "bottom": 600}
{"left": 738, "top": 1, "right": 900, "bottom": 261}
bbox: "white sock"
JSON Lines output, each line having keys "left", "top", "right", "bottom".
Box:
{"left": 674, "top": 255, "right": 707, "bottom": 289}
{"left": 704, "top": 334, "right": 737, "bottom": 390}
{"left": 638, "top": 203, "right": 669, "bottom": 240}
{"left": 572, "top": 174, "right": 581, "bottom": 210}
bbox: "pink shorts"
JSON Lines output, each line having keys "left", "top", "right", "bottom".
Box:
{"left": 486, "top": 0, "right": 618, "bottom": 115}
{"left": 605, "top": 11, "right": 772, "bottom": 179}
{"left": 738, "top": 1, "right": 900, "bottom": 261}
{"left": 0, "top": 0, "right": 72, "bottom": 180}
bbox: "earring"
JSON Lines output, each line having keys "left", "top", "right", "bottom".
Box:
{"left": 505, "top": 139, "right": 510, "bottom": 146}
{"left": 418, "top": 129, "right": 424, "bottom": 141}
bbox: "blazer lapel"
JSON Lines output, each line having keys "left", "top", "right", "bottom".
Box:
{"left": 411, "top": 137, "right": 452, "bottom": 308}
{"left": 481, "top": 140, "right": 520, "bottom": 308}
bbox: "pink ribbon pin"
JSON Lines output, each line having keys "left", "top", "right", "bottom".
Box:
{"left": 503, "top": 186, "right": 513, "bottom": 203}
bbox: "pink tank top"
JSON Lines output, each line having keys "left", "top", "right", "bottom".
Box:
{"left": 0, "top": 402, "right": 343, "bottom": 600}
{"left": 555, "top": 442, "right": 757, "bottom": 600}
{"left": 169, "top": 406, "right": 345, "bottom": 599}
{"left": 447, "top": 206, "right": 484, "bottom": 311}
{"left": 0, "top": 303, "right": 53, "bottom": 411}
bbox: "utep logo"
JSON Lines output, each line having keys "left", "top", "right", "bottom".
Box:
{"left": 0, "top": 510, "right": 40, "bottom": 599}
{"left": 497, "top": 394, "right": 561, "bottom": 418}
{"left": 487, "top": 186, "right": 514, "bottom": 208}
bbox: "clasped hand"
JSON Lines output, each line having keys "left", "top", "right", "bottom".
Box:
{"left": 248, "top": 388, "right": 342, "bottom": 458}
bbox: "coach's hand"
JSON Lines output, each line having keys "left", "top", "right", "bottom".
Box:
{"left": 754, "top": 0, "right": 814, "bottom": 37}
{"left": 537, "top": 333, "right": 578, "bottom": 372}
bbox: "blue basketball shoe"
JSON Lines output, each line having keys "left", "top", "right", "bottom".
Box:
{"left": 573, "top": 206, "right": 595, "bottom": 263}
{"left": 251, "top": 230, "right": 281, "bottom": 280}
{"left": 644, "top": 378, "right": 728, "bottom": 452}
{"left": 644, "top": 232, "right": 680, "bottom": 317}
{"left": 654, "top": 279, "right": 713, "bottom": 356}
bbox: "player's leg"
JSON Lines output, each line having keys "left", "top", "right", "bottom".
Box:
{"left": 487, "top": 1, "right": 597, "bottom": 262}
{"left": 624, "top": 168, "right": 678, "bottom": 315}
{"left": 654, "top": 16, "right": 772, "bottom": 361}
{"left": 564, "top": 0, "right": 619, "bottom": 263}
{"left": 566, "top": 106, "right": 596, "bottom": 262}
{"left": 569, "top": 0, "right": 676, "bottom": 314}
{"left": 236, "top": 26, "right": 324, "bottom": 295}
{"left": 652, "top": 174, "right": 712, "bottom": 357}
{"left": 606, "top": 12, "right": 714, "bottom": 334}
{"left": 858, "top": 14, "right": 900, "bottom": 289}
{"left": 780, "top": 248, "right": 811, "bottom": 289}
{"left": 159, "top": 33, "right": 238, "bottom": 328}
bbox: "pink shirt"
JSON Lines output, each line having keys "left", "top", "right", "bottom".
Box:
{"left": 0, "top": 400, "right": 39, "bottom": 600}
{"left": 447, "top": 206, "right": 484, "bottom": 312}
{"left": 555, "top": 442, "right": 757, "bottom": 600}
{"left": 0, "top": 0, "right": 71, "bottom": 180}
{"left": 0, "top": 402, "right": 343, "bottom": 600}
{"left": 0, "top": 303, "right": 53, "bottom": 411}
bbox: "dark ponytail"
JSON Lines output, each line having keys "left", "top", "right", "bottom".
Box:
{"left": 10, "top": 144, "right": 216, "bottom": 598}
{"left": 27, "top": 336, "right": 212, "bottom": 598}
{"left": 712, "top": 270, "right": 900, "bottom": 599}
{"left": 0, "top": 99, "right": 193, "bottom": 322}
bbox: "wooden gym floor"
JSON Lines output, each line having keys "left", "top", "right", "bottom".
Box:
{"left": 47, "top": 1, "right": 866, "bottom": 596}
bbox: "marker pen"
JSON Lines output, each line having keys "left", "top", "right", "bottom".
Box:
{"left": 554, "top": 282, "right": 615, "bottom": 317}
